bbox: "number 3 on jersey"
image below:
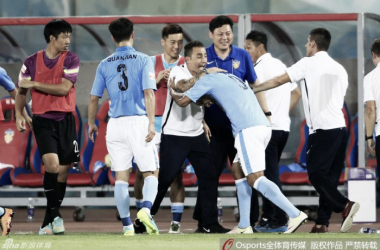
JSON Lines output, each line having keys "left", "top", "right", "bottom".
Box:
{"left": 117, "top": 64, "right": 128, "bottom": 91}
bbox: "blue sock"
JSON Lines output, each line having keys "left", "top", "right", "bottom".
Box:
{"left": 171, "top": 202, "right": 184, "bottom": 223}
{"left": 0, "top": 207, "right": 4, "bottom": 217}
{"left": 254, "top": 176, "right": 299, "bottom": 218}
{"left": 115, "top": 181, "right": 132, "bottom": 226}
{"left": 236, "top": 179, "right": 252, "bottom": 229}
{"left": 142, "top": 176, "right": 158, "bottom": 211}
{"left": 135, "top": 199, "right": 143, "bottom": 211}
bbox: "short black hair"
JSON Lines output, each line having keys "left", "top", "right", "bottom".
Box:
{"left": 44, "top": 19, "right": 72, "bottom": 43}
{"left": 109, "top": 18, "right": 134, "bottom": 43}
{"left": 184, "top": 41, "right": 204, "bottom": 57}
{"left": 209, "top": 15, "right": 234, "bottom": 33}
{"left": 309, "top": 28, "right": 331, "bottom": 51}
{"left": 162, "top": 24, "right": 183, "bottom": 39}
{"left": 245, "top": 30, "right": 268, "bottom": 51}
{"left": 371, "top": 38, "right": 380, "bottom": 57}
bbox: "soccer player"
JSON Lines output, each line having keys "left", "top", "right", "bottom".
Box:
{"left": 88, "top": 17, "right": 159, "bottom": 236}
{"left": 364, "top": 38, "right": 380, "bottom": 200}
{"left": 150, "top": 41, "right": 229, "bottom": 234}
{"left": 0, "top": 207, "right": 14, "bottom": 236}
{"left": 197, "top": 14, "right": 264, "bottom": 231}
{"left": 244, "top": 30, "right": 301, "bottom": 232}
{"left": 134, "top": 24, "right": 186, "bottom": 234}
{"left": 254, "top": 28, "right": 360, "bottom": 233}
{"left": 15, "top": 19, "right": 80, "bottom": 235}
{"left": 169, "top": 41, "right": 308, "bottom": 234}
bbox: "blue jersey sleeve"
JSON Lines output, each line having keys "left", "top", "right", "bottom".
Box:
{"left": 243, "top": 51, "right": 257, "bottom": 83}
{"left": 183, "top": 78, "right": 212, "bottom": 103}
{"left": 0, "top": 67, "right": 15, "bottom": 91}
{"left": 150, "top": 56, "right": 156, "bottom": 67}
{"left": 141, "top": 57, "right": 156, "bottom": 91}
{"left": 90, "top": 61, "right": 106, "bottom": 97}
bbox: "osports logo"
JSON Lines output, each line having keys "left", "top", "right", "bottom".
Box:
{"left": 222, "top": 238, "right": 234, "bottom": 250}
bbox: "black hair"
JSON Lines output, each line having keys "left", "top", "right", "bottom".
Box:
{"left": 184, "top": 41, "right": 204, "bottom": 57}
{"left": 371, "top": 38, "right": 380, "bottom": 57}
{"left": 309, "top": 28, "right": 331, "bottom": 51}
{"left": 162, "top": 24, "right": 183, "bottom": 39}
{"left": 245, "top": 30, "right": 268, "bottom": 51}
{"left": 44, "top": 19, "right": 72, "bottom": 43}
{"left": 108, "top": 18, "right": 134, "bottom": 43}
{"left": 209, "top": 15, "right": 233, "bottom": 33}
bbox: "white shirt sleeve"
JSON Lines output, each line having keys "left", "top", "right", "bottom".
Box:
{"left": 169, "top": 66, "right": 188, "bottom": 86}
{"left": 286, "top": 57, "right": 308, "bottom": 83}
{"left": 363, "top": 74, "right": 375, "bottom": 103}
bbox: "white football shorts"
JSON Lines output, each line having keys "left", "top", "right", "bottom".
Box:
{"left": 234, "top": 125, "right": 271, "bottom": 176}
{"left": 106, "top": 116, "right": 159, "bottom": 172}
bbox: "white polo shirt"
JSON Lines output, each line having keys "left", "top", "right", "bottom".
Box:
{"left": 161, "top": 64, "right": 204, "bottom": 136}
{"left": 255, "top": 53, "right": 297, "bottom": 131}
{"left": 363, "top": 63, "right": 380, "bottom": 136}
{"left": 286, "top": 51, "right": 348, "bottom": 134}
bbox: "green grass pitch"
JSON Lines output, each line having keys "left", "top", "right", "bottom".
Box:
{"left": 1, "top": 233, "right": 378, "bottom": 250}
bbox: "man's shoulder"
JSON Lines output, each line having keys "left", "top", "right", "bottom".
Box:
{"left": 24, "top": 52, "right": 38, "bottom": 64}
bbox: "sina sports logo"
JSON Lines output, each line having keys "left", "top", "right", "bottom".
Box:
{"left": 232, "top": 60, "right": 240, "bottom": 69}
{"left": 4, "top": 128, "right": 14, "bottom": 144}
{"left": 222, "top": 239, "right": 234, "bottom": 250}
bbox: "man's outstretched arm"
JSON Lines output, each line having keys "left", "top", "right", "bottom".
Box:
{"left": 253, "top": 72, "right": 291, "bottom": 93}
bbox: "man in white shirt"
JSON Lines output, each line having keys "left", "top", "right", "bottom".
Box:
{"left": 253, "top": 28, "right": 360, "bottom": 233}
{"left": 364, "top": 38, "right": 380, "bottom": 180}
{"left": 244, "top": 30, "right": 301, "bottom": 233}
{"left": 150, "top": 41, "right": 229, "bottom": 234}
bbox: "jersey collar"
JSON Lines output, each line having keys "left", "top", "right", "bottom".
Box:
{"left": 207, "top": 44, "right": 237, "bottom": 60}
{"left": 116, "top": 46, "right": 135, "bottom": 52}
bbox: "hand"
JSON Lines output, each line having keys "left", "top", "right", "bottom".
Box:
{"left": 367, "top": 139, "right": 376, "bottom": 157}
{"left": 88, "top": 123, "right": 99, "bottom": 143}
{"left": 168, "top": 76, "right": 177, "bottom": 90}
{"left": 157, "top": 69, "right": 170, "bottom": 84}
{"left": 203, "top": 121, "right": 212, "bottom": 143}
{"left": 146, "top": 123, "right": 155, "bottom": 142}
{"left": 206, "top": 67, "right": 227, "bottom": 74}
{"left": 24, "top": 115, "right": 33, "bottom": 130}
{"left": 169, "top": 87, "right": 184, "bottom": 99}
{"left": 18, "top": 79, "right": 35, "bottom": 89}
{"left": 16, "top": 115, "right": 26, "bottom": 132}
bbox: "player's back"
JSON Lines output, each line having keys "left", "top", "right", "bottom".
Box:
{"left": 98, "top": 46, "right": 155, "bottom": 117}
{"left": 199, "top": 73, "right": 270, "bottom": 137}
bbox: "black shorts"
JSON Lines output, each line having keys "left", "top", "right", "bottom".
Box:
{"left": 32, "top": 113, "right": 80, "bottom": 165}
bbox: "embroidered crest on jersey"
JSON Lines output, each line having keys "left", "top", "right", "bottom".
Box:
{"left": 4, "top": 128, "right": 14, "bottom": 144}
{"left": 149, "top": 72, "right": 155, "bottom": 80}
{"left": 232, "top": 60, "right": 240, "bottom": 69}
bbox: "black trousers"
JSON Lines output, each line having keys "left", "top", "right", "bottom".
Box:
{"left": 193, "top": 127, "right": 259, "bottom": 225}
{"left": 307, "top": 128, "right": 349, "bottom": 226}
{"left": 151, "top": 133, "right": 218, "bottom": 226}
{"left": 261, "top": 130, "right": 289, "bottom": 225}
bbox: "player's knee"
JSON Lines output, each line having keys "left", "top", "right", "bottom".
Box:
{"left": 247, "top": 172, "right": 264, "bottom": 187}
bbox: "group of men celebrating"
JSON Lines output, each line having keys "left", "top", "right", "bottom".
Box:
{"left": 0, "top": 14, "right": 364, "bottom": 236}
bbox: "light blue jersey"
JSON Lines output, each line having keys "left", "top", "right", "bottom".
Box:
{"left": 184, "top": 73, "right": 270, "bottom": 137}
{"left": 91, "top": 46, "right": 156, "bottom": 118}
{"left": 0, "top": 67, "right": 15, "bottom": 91}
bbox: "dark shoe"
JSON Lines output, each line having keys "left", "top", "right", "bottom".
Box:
{"left": 265, "top": 221, "right": 288, "bottom": 233}
{"left": 194, "top": 221, "right": 203, "bottom": 233}
{"left": 201, "top": 223, "right": 230, "bottom": 234}
{"left": 341, "top": 201, "right": 360, "bottom": 232}
{"left": 254, "top": 217, "right": 270, "bottom": 232}
{"left": 133, "top": 218, "right": 147, "bottom": 234}
{"left": 310, "top": 224, "right": 328, "bottom": 233}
